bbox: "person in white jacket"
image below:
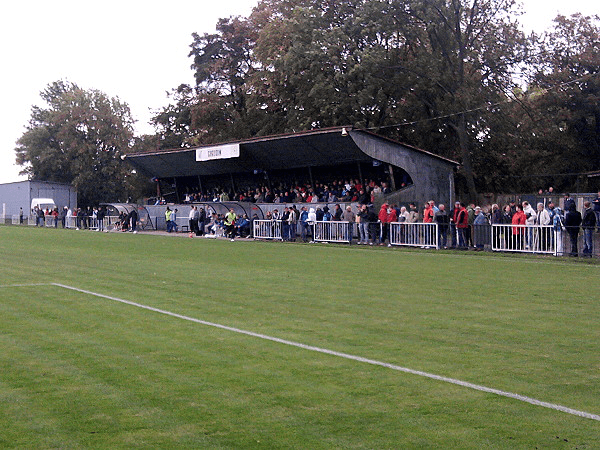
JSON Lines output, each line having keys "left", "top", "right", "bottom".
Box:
{"left": 522, "top": 201, "right": 537, "bottom": 249}
{"left": 307, "top": 208, "right": 317, "bottom": 242}
{"left": 536, "top": 202, "right": 551, "bottom": 251}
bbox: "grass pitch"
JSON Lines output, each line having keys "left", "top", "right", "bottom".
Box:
{"left": 0, "top": 225, "right": 599, "bottom": 448}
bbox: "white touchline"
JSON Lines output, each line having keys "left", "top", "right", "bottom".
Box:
{"left": 47, "top": 282, "right": 599, "bottom": 422}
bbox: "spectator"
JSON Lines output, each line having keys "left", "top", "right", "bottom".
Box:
{"left": 593, "top": 191, "right": 600, "bottom": 232}
{"left": 564, "top": 193, "right": 575, "bottom": 212}
{"left": 490, "top": 204, "right": 502, "bottom": 249}
{"left": 378, "top": 203, "right": 391, "bottom": 246}
{"left": 473, "top": 206, "right": 489, "bottom": 249}
{"left": 342, "top": 205, "right": 356, "bottom": 243}
{"left": 456, "top": 203, "right": 469, "bottom": 248}
{"left": 450, "top": 201, "right": 461, "bottom": 248}
{"left": 522, "top": 201, "right": 537, "bottom": 250}
{"left": 466, "top": 204, "right": 475, "bottom": 248}
{"left": 582, "top": 201, "right": 596, "bottom": 256}
{"left": 356, "top": 205, "right": 369, "bottom": 245}
{"left": 189, "top": 206, "right": 199, "bottom": 236}
{"left": 281, "top": 206, "right": 291, "bottom": 241}
{"left": 511, "top": 204, "right": 526, "bottom": 250}
{"left": 130, "top": 208, "right": 138, "bottom": 233}
{"left": 288, "top": 206, "right": 298, "bottom": 241}
{"left": 564, "top": 203, "right": 582, "bottom": 257}
{"left": 307, "top": 207, "right": 317, "bottom": 242}
{"left": 236, "top": 214, "right": 251, "bottom": 238}
{"left": 535, "top": 202, "right": 551, "bottom": 251}
{"left": 299, "top": 206, "right": 309, "bottom": 242}
{"left": 171, "top": 209, "right": 179, "bottom": 233}
{"left": 97, "top": 206, "right": 105, "bottom": 232}
{"left": 552, "top": 206, "right": 565, "bottom": 255}
{"left": 423, "top": 201, "right": 435, "bottom": 223}
{"left": 435, "top": 204, "right": 450, "bottom": 248}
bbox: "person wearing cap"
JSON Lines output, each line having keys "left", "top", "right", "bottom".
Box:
{"left": 564, "top": 193, "right": 575, "bottom": 213}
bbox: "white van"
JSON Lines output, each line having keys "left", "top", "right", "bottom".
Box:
{"left": 31, "top": 198, "right": 57, "bottom": 212}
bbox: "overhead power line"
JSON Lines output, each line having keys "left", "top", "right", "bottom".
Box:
{"left": 368, "top": 71, "right": 599, "bottom": 131}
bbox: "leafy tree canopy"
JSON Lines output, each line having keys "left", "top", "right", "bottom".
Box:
{"left": 16, "top": 80, "right": 152, "bottom": 206}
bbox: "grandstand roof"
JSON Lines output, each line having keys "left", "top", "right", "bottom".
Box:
{"left": 123, "top": 127, "right": 458, "bottom": 179}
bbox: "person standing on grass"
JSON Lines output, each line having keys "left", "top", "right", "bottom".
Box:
{"left": 511, "top": 204, "right": 526, "bottom": 250}
{"left": 165, "top": 207, "right": 172, "bottom": 232}
{"left": 171, "top": 209, "right": 179, "bottom": 232}
{"left": 130, "top": 208, "right": 138, "bottom": 233}
{"left": 456, "top": 203, "right": 469, "bottom": 249}
{"left": 307, "top": 207, "right": 317, "bottom": 242}
{"left": 299, "top": 206, "right": 309, "bottom": 242}
{"left": 224, "top": 208, "right": 237, "bottom": 241}
{"left": 582, "top": 201, "right": 596, "bottom": 256}
{"left": 435, "top": 204, "right": 450, "bottom": 249}
{"left": 342, "top": 205, "right": 356, "bottom": 244}
{"left": 593, "top": 191, "right": 600, "bottom": 232}
{"left": 564, "top": 203, "right": 582, "bottom": 257}
{"left": 189, "top": 206, "right": 199, "bottom": 236}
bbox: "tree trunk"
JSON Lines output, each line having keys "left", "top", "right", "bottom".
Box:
{"left": 457, "top": 113, "right": 478, "bottom": 202}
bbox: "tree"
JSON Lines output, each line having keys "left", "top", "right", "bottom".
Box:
{"left": 15, "top": 80, "right": 146, "bottom": 206}
{"left": 525, "top": 14, "right": 600, "bottom": 187}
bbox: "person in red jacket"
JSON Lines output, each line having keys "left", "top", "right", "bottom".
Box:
{"left": 511, "top": 204, "right": 526, "bottom": 250}
{"left": 456, "top": 203, "right": 469, "bottom": 248}
{"left": 378, "top": 203, "right": 395, "bottom": 246}
{"left": 423, "top": 202, "right": 434, "bottom": 223}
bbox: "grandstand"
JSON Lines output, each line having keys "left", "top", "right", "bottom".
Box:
{"left": 123, "top": 127, "right": 458, "bottom": 210}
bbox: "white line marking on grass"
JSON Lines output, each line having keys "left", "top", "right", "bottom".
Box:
{"left": 0, "top": 283, "right": 52, "bottom": 288}
{"left": 51, "top": 282, "right": 600, "bottom": 422}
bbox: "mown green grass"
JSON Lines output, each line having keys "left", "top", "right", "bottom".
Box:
{"left": 0, "top": 225, "right": 599, "bottom": 448}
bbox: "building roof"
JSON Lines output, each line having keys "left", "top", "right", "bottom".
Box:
{"left": 124, "top": 127, "right": 458, "bottom": 178}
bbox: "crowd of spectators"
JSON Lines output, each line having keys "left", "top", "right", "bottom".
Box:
{"left": 187, "top": 206, "right": 252, "bottom": 240}
{"left": 245, "top": 189, "right": 599, "bottom": 257}
{"left": 181, "top": 177, "right": 399, "bottom": 206}
{"left": 26, "top": 184, "right": 600, "bottom": 257}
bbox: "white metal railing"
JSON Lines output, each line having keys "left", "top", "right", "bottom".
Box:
{"left": 12, "top": 215, "right": 20, "bottom": 225}
{"left": 253, "top": 220, "right": 283, "bottom": 240}
{"left": 64, "top": 215, "right": 120, "bottom": 230}
{"left": 491, "top": 224, "right": 558, "bottom": 255}
{"left": 313, "top": 221, "right": 353, "bottom": 243}
{"left": 390, "top": 222, "right": 439, "bottom": 248}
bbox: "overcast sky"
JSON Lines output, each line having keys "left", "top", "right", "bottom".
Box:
{"left": 0, "top": 0, "right": 596, "bottom": 184}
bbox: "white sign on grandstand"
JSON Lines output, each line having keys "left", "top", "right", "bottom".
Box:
{"left": 196, "top": 143, "right": 240, "bottom": 162}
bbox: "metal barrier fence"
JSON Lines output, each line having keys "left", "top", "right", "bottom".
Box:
{"left": 390, "top": 222, "right": 438, "bottom": 248}
{"left": 491, "top": 224, "right": 558, "bottom": 255}
{"left": 313, "top": 221, "right": 353, "bottom": 243}
{"left": 253, "top": 220, "right": 283, "bottom": 240}
{"left": 25, "top": 215, "right": 122, "bottom": 230}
